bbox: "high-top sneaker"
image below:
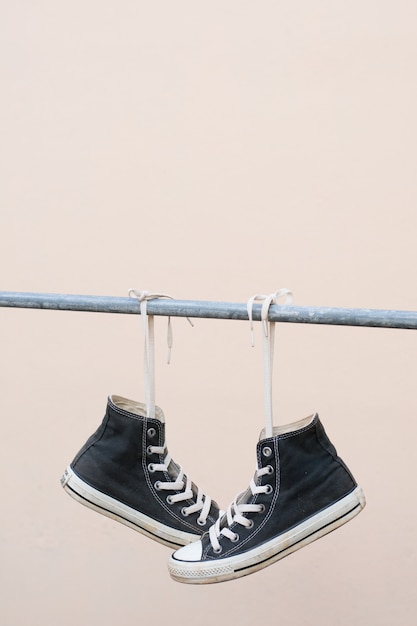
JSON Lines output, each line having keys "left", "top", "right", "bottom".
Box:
{"left": 168, "top": 413, "right": 365, "bottom": 583}
{"left": 61, "top": 395, "right": 220, "bottom": 549}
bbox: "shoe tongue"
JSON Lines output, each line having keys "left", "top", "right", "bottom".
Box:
{"left": 217, "top": 477, "right": 254, "bottom": 531}
{"left": 109, "top": 396, "right": 165, "bottom": 423}
{"left": 235, "top": 465, "right": 261, "bottom": 506}
{"left": 166, "top": 458, "right": 181, "bottom": 481}
{"left": 236, "top": 485, "right": 253, "bottom": 506}
{"left": 165, "top": 459, "right": 198, "bottom": 497}
{"left": 258, "top": 428, "right": 267, "bottom": 441}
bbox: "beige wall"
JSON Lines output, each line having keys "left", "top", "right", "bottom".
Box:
{"left": 1, "top": 2, "right": 416, "bottom": 624}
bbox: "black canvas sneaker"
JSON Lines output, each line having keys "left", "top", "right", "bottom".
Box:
{"left": 61, "top": 291, "right": 220, "bottom": 548}
{"left": 169, "top": 290, "right": 365, "bottom": 583}
{"left": 61, "top": 395, "right": 220, "bottom": 548}
{"left": 168, "top": 412, "right": 365, "bottom": 583}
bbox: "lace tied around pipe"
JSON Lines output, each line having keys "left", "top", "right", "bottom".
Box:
{"left": 128, "top": 289, "right": 193, "bottom": 419}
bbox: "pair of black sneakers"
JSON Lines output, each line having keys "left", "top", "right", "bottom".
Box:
{"left": 61, "top": 394, "right": 365, "bottom": 584}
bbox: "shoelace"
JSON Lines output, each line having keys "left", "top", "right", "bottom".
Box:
{"left": 208, "top": 465, "right": 273, "bottom": 552}
{"left": 128, "top": 289, "right": 194, "bottom": 418}
{"left": 148, "top": 445, "right": 212, "bottom": 523}
{"left": 128, "top": 289, "right": 211, "bottom": 524}
{"left": 247, "top": 289, "right": 293, "bottom": 438}
{"left": 128, "top": 289, "right": 174, "bottom": 419}
{"left": 207, "top": 288, "right": 293, "bottom": 551}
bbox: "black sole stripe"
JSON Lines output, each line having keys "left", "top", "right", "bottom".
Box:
{"left": 65, "top": 484, "right": 185, "bottom": 549}
{"left": 235, "top": 502, "right": 362, "bottom": 573}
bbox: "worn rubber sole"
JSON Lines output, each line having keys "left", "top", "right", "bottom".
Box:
{"left": 168, "top": 485, "right": 366, "bottom": 584}
{"left": 61, "top": 465, "right": 200, "bottom": 549}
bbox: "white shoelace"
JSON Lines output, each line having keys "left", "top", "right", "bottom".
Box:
{"left": 148, "top": 444, "right": 212, "bottom": 523}
{"left": 208, "top": 288, "right": 293, "bottom": 551}
{"left": 128, "top": 289, "right": 193, "bottom": 419}
{"left": 128, "top": 289, "right": 211, "bottom": 524}
{"left": 247, "top": 289, "right": 293, "bottom": 439}
{"left": 128, "top": 289, "right": 173, "bottom": 420}
{"left": 208, "top": 465, "right": 273, "bottom": 552}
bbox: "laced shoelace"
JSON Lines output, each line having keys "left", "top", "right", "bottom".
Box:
{"left": 128, "top": 289, "right": 211, "bottom": 524}
{"left": 208, "top": 288, "right": 293, "bottom": 551}
{"left": 208, "top": 465, "right": 273, "bottom": 552}
{"left": 149, "top": 447, "right": 212, "bottom": 522}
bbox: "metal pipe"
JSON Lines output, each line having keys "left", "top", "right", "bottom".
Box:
{"left": 0, "top": 291, "right": 416, "bottom": 329}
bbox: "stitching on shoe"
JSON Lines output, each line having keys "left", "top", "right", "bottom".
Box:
{"left": 149, "top": 421, "right": 216, "bottom": 526}
{"left": 314, "top": 424, "right": 357, "bottom": 489}
{"left": 276, "top": 413, "right": 319, "bottom": 441}
{"left": 203, "top": 437, "right": 280, "bottom": 560}
{"left": 224, "top": 436, "right": 281, "bottom": 558}
{"left": 140, "top": 418, "right": 203, "bottom": 534}
{"left": 108, "top": 399, "right": 149, "bottom": 423}
{"left": 73, "top": 412, "right": 110, "bottom": 466}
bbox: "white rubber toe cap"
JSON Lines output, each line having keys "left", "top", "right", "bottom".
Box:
{"left": 173, "top": 539, "right": 203, "bottom": 562}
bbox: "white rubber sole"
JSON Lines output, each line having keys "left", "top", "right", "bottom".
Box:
{"left": 168, "top": 485, "right": 366, "bottom": 584}
{"left": 61, "top": 465, "right": 200, "bottom": 549}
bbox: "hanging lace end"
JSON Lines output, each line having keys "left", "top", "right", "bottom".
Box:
{"left": 167, "top": 316, "right": 173, "bottom": 364}
{"left": 128, "top": 288, "right": 193, "bottom": 369}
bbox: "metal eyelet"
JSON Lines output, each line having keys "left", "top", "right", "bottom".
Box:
{"left": 166, "top": 495, "right": 174, "bottom": 505}
{"left": 181, "top": 507, "right": 189, "bottom": 517}
{"left": 196, "top": 517, "right": 206, "bottom": 526}
{"left": 154, "top": 481, "right": 162, "bottom": 490}
{"left": 147, "top": 445, "right": 154, "bottom": 455}
{"left": 266, "top": 464, "right": 274, "bottom": 474}
{"left": 258, "top": 504, "right": 265, "bottom": 513}
{"left": 147, "top": 427, "right": 156, "bottom": 438}
{"left": 230, "top": 533, "right": 239, "bottom": 543}
{"left": 213, "top": 546, "right": 223, "bottom": 554}
{"left": 265, "top": 484, "right": 273, "bottom": 495}
{"left": 247, "top": 519, "right": 254, "bottom": 529}
{"left": 262, "top": 446, "right": 272, "bottom": 457}
{"left": 148, "top": 463, "right": 156, "bottom": 473}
